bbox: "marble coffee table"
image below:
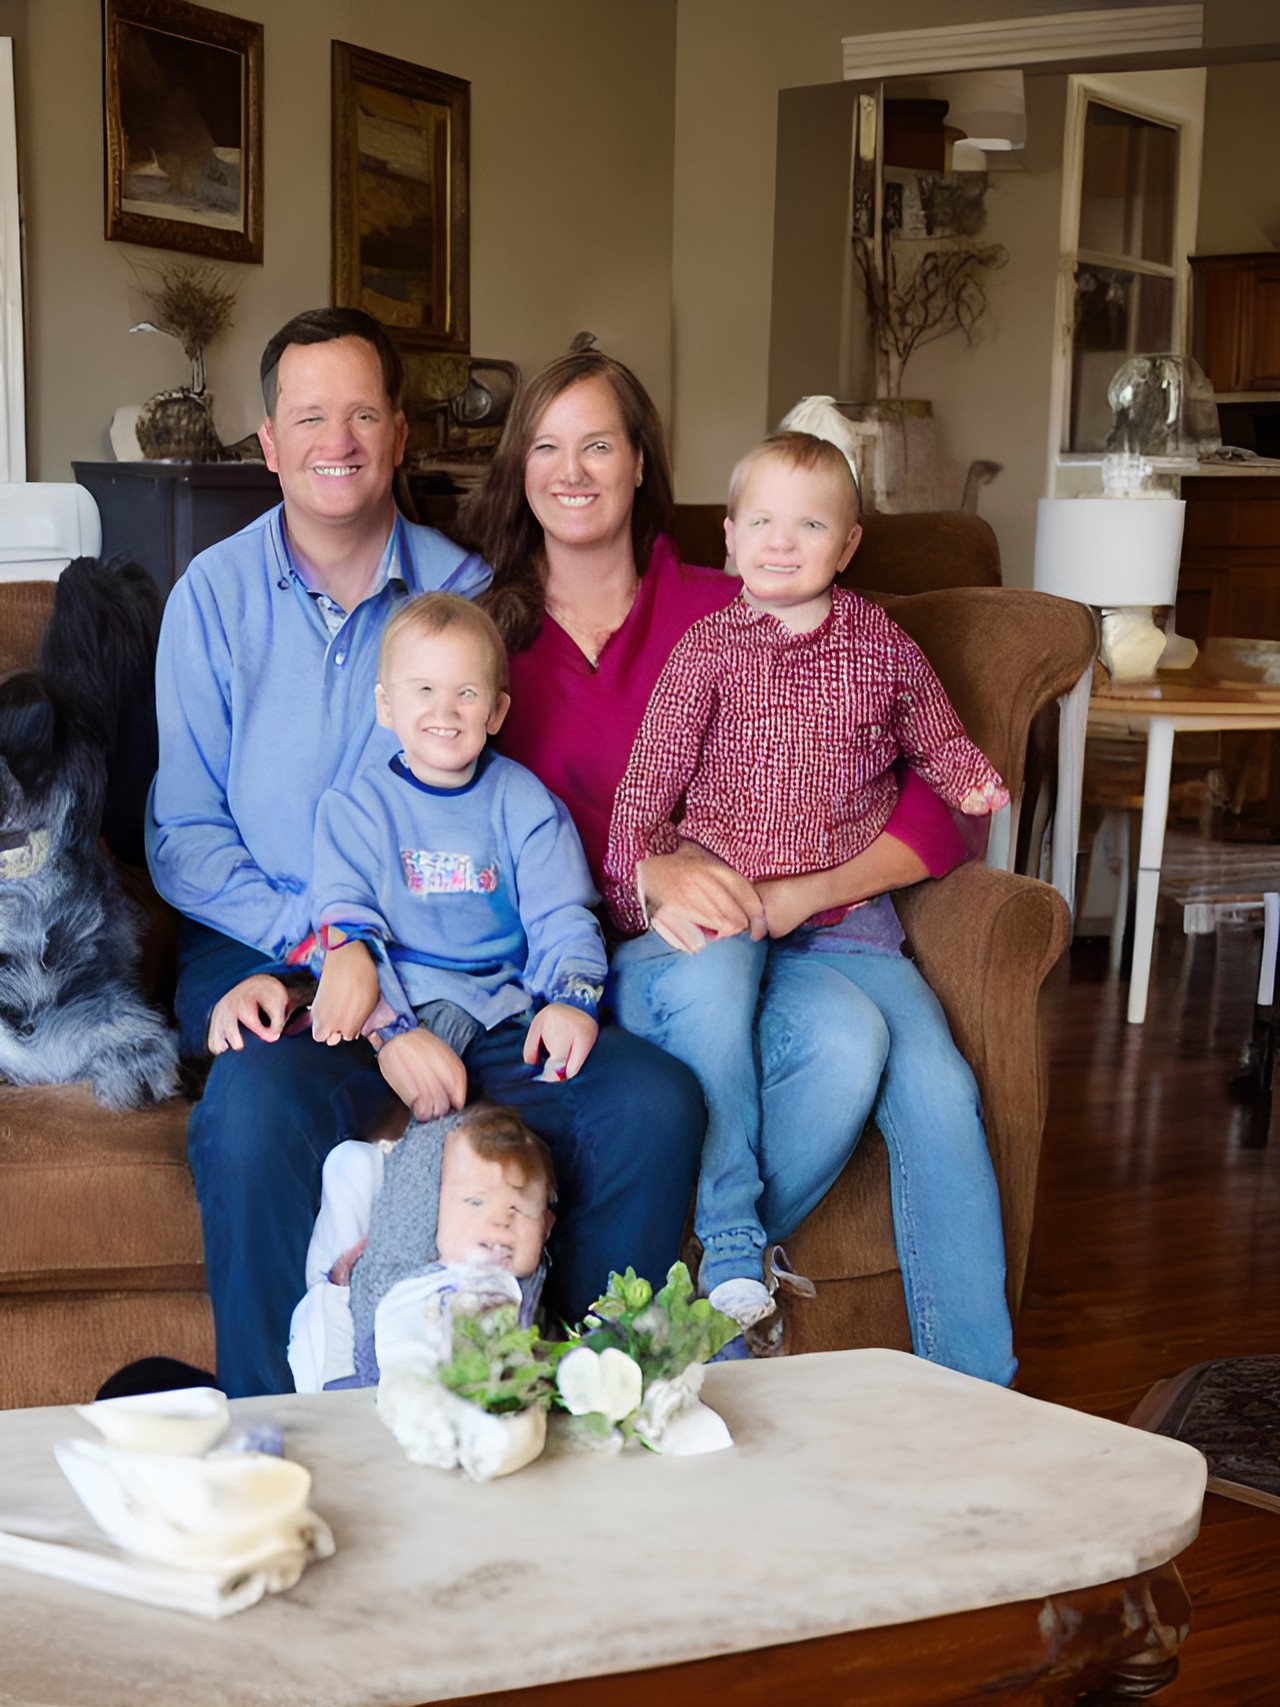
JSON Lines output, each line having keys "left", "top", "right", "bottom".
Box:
{"left": 0, "top": 1349, "right": 1206, "bottom": 1706}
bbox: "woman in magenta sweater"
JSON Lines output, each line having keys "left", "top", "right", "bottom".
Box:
{"left": 465, "top": 352, "right": 1014, "bottom": 1380}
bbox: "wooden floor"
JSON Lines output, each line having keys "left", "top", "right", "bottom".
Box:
{"left": 1014, "top": 916, "right": 1280, "bottom": 1705}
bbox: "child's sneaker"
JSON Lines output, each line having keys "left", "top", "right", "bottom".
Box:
{"left": 706, "top": 1277, "right": 775, "bottom": 1330}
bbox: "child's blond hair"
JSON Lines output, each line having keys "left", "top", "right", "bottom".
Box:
{"left": 727, "top": 431, "right": 861, "bottom": 533}
{"left": 378, "top": 592, "right": 510, "bottom": 697}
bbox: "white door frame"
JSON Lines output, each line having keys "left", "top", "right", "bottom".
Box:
{"left": 0, "top": 38, "right": 25, "bottom": 484}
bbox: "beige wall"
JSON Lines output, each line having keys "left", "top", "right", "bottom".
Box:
{"left": 1196, "top": 60, "right": 1280, "bottom": 254}
{"left": 12, "top": 0, "right": 676, "bottom": 480}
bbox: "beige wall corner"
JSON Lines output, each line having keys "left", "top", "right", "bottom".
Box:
{"left": 1196, "top": 60, "right": 1280, "bottom": 254}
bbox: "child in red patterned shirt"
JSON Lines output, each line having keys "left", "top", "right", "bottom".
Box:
{"left": 605, "top": 433, "right": 1012, "bottom": 1361}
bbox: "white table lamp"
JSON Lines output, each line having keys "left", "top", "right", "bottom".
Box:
{"left": 1034, "top": 497, "right": 1186, "bottom": 682}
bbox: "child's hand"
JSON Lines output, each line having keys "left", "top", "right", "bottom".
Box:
{"left": 207, "top": 974, "right": 304, "bottom": 1054}
{"left": 375, "top": 1026, "right": 467, "bottom": 1121}
{"left": 312, "top": 938, "right": 380, "bottom": 1045}
{"left": 328, "top": 1236, "right": 367, "bottom": 1286}
{"left": 959, "top": 779, "right": 1010, "bottom": 816}
{"left": 523, "top": 1003, "right": 598, "bottom": 1081}
{"left": 754, "top": 873, "right": 823, "bottom": 940}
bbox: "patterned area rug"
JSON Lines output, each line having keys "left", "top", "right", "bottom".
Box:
{"left": 1130, "top": 1356, "right": 1280, "bottom": 1513}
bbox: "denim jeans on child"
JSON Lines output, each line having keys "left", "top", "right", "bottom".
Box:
{"left": 610, "top": 926, "right": 1016, "bottom": 1386}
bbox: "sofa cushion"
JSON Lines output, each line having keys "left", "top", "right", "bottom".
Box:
{"left": 0, "top": 1084, "right": 203, "bottom": 1289}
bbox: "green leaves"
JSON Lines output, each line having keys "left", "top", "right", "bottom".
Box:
{"left": 578, "top": 1263, "right": 740, "bottom": 1383}
{"left": 434, "top": 1307, "right": 565, "bottom": 1416}
{"left": 427, "top": 1264, "right": 737, "bottom": 1428}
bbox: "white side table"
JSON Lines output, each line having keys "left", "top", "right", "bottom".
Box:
{"left": 1088, "top": 660, "right": 1280, "bottom": 1023}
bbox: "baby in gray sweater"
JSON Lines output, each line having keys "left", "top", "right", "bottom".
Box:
{"left": 321, "top": 1105, "right": 557, "bottom": 1387}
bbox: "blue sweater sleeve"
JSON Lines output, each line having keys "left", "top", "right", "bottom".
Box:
{"left": 504, "top": 771, "right": 607, "bottom": 1018}
{"left": 313, "top": 785, "right": 416, "bottom": 1025}
{"left": 145, "top": 565, "right": 301, "bottom": 955}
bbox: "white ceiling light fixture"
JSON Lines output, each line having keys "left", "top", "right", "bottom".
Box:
{"left": 935, "top": 70, "right": 1026, "bottom": 151}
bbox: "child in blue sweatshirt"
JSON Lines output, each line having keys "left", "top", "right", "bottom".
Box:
{"left": 300, "top": 591, "right": 606, "bottom": 1105}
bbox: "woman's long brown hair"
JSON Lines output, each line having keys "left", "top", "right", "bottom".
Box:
{"left": 460, "top": 351, "right": 675, "bottom": 654}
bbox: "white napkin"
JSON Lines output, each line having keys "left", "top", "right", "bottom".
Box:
{"left": 0, "top": 1504, "right": 333, "bottom": 1619}
{"left": 0, "top": 1392, "right": 335, "bottom": 1620}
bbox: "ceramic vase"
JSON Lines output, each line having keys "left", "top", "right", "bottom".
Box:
{"left": 135, "top": 387, "right": 220, "bottom": 462}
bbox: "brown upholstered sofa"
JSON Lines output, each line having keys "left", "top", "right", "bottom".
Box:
{"left": 0, "top": 518, "right": 1096, "bottom": 1407}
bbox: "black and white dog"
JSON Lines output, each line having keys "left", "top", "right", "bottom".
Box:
{"left": 0, "top": 558, "right": 178, "bottom": 1108}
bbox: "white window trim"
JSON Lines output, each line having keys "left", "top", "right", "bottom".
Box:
{"left": 0, "top": 39, "right": 24, "bottom": 484}
{"left": 1045, "top": 71, "right": 1204, "bottom": 484}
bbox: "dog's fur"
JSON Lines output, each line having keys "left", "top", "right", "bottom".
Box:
{"left": 0, "top": 559, "right": 178, "bottom": 1109}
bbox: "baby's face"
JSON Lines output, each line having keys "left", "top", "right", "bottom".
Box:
{"left": 436, "top": 1132, "right": 553, "bottom": 1277}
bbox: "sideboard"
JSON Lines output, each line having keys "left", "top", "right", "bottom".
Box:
{"left": 72, "top": 462, "right": 282, "bottom": 596}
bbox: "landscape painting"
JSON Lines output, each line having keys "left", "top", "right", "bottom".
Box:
{"left": 104, "top": 0, "right": 263, "bottom": 264}
{"left": 332, "top": 43, "right": 470, "bottom": 353}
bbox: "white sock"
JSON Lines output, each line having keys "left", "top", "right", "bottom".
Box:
{"left": 707, "top": 1278, "right": 774, "bottom": 1329}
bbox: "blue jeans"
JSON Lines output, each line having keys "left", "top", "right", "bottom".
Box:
{"left": 176, "top": 922, "right": 704, "bottom": 1397}
{"left": 610, "top": 930, "right": 1015, "bottom": 1385}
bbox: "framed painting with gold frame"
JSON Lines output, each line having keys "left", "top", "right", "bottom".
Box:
{"left": 103, "top": 0, "right": 263, "bottom": 264}
{"left": 331, "top": 42, "right": 470, "bottom": 353}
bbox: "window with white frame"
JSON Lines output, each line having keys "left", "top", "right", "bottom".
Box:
{"left": 1068, "top": 100, "right": 1179, "bottom": 451}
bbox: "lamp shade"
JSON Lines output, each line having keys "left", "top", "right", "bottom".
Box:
{"left": 1033, "top": 498, "right": 1184, "bottom": 607}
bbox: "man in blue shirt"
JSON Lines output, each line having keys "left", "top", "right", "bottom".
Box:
{"left": 148, "top": 309, "right": 703, "bottom": 1396}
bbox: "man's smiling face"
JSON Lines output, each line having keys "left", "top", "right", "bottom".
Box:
{"left": 258, "top": 335, "right": 408, "bottom": 535}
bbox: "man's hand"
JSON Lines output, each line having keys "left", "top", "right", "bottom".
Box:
{"left": 523, "top": 1003, "right": 599, "bottom": 1081}
{"left": 312, "top": 938, "right": 380, "bottom": 1045}
{"left": 375, "top": 1026, "right": 467, "bottom": 1122}
{"left": 637, "top": 844, "right": 767, "bottom": 954}
{"left": 207, "top": 974, "right": 306, "bottom": 1054}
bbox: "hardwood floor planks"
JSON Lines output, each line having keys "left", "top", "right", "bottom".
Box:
{"left": 1015, "top": 920, "right": 1280, "bottom": 1704}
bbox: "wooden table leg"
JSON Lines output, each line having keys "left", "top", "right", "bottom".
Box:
{"left": 1074, "top": 1560, "right": 1191, "bottom": 1702}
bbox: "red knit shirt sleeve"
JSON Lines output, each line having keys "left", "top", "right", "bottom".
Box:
{"left": 886, "top": 624, "right": 1008, "bottom": 811}
{"left": 603, "top": 624, "right": 720, "bottom": 935}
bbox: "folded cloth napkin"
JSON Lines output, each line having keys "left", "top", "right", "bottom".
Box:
{"left": 0, "top": 1437, "right": 334, "bottom": 1620}
{"left": 0, "top": 1507, "right": 334, "bottom": 1619}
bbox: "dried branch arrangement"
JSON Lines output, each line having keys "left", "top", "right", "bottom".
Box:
{"left": 853, "top": 228, "right": 1007, "bottom": 398}
{"left": 129, "top": 262, "right": 237, "bottom": 392}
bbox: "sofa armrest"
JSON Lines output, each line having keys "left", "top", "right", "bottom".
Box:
{"left": 894, "top": 861, "right": 1070, "bottom": 1311}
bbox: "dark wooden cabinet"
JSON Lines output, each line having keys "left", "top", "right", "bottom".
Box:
{"left": 1176, "top": 475, "right": 1280, "bottom": 645}
{"left": 1190, "top": 253, "right": 1280, "bottom": 394}
{"left": 72, "top": 461, "right": 281, "bottom": 596}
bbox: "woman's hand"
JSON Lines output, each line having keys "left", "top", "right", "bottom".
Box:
{"left": 523, "top": 1003, "right": 599, "bottom": 1081}
{"left": 312, "top": 938, "right": 380, "bottom": 1045}
{"left": 207, "top": 974, "right": 305, "bottom": 1054}
{"left": 374, "top": 1027, "right": 467, "bottom": 1122}
{"left": 637, "top": 844, "right": 768, "bottom": 954}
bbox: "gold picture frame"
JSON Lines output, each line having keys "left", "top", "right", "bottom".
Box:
{"left": 331, "top": 41, "right": 470, "bottom": 353}
{"left": 104, "top": 0, "right": 263, "bottom": 264}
